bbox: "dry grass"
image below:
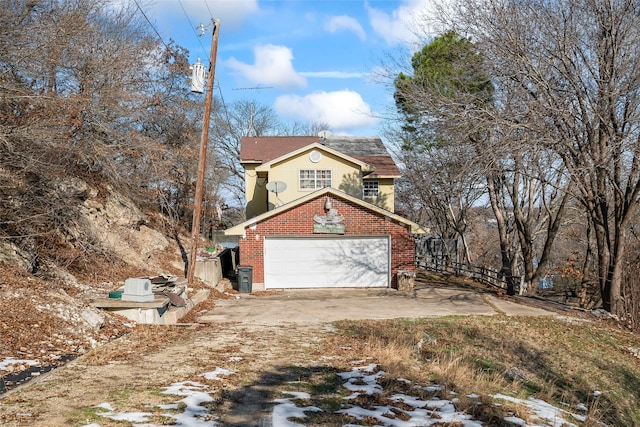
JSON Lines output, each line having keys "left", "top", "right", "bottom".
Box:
{"left": 5, "top": 266, "right": 640, "bottom": 426}
{"left": 331, "top": 315, "right": 640, "bottom": 426}
{"left": 82, "top": 325, "right": 190, "bottom": 365}
{"left": 361, "top": 336, "right": 423, "bottom": 380}
{"left": 47, "top": 313, "right": 639, "bottom": 426}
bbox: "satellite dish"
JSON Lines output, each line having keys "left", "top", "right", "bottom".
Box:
{"left": 266, "top": 181, "right": 287, "bottom": 194}
{"left": 317, "top": 130, "right": 332, "bottom": 139}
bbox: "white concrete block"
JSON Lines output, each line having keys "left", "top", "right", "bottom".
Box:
{"left": 122, "top": 278, "right": 154, "bottom": 302}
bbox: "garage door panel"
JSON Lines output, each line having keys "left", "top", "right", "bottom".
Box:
{"left": 264, "top": 236, "right": 390, "bottom": 289}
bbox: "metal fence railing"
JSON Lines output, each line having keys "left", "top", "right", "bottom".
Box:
{"left": 415, "top": 255, "right": 521, "bottom": 293}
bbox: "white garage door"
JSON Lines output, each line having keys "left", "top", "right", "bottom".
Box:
{"left": 264, "top": 236, "right": 390, "bottom": 289}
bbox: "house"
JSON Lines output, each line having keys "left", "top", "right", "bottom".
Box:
{"left": 225, "top": 134, "right": 426, "bottom": 290}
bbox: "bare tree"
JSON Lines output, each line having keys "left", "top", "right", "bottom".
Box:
{"left": 393, "top": 31, "right": 571, "bottom": 294}
{"left": 0, "top": 0, "right": 205, "bottom": 272}
{"left": 211, "top": 98, "right": 328, "bottom": 209}
{"left": 446, "top": 0, "right": 640, "bottom": 314}
{"left": 390, "top": 129, "right": 485, "bottom": 265}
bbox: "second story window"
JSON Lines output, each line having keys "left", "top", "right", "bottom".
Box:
{"left": 300, "top": 170, "right": 332, "bottom": 189}
{"left": 363, "top": 180, "right": 379, "bottom": 197}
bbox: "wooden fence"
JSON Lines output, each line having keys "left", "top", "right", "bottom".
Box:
{"left": 415, "top": 255, "right": 521, "bottom": 293}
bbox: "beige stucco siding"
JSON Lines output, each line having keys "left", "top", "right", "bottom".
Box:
{"left": 264, "top": 149, "right": 363, "bottom": 211}
{"left": 363, "top": 177, "right": 395, "bottom": 212}
{"left": 245, "top": 164, "right": 268, "bottom": 219}
{"left": 244, "top": 148, "right": 397, "bottom": 218}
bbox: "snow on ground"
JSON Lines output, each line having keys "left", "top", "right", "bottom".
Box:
{"left": 493, "top": 393, "right": 584, "bottom": 427}
{"left": 0, "top": 357, "right": 39, "bottom": 371}
{"left": 81, "top": 364, "right": 591, "bottom": 427}
{"left": 201, "top": 367, "right": 234, "bottom": 381}
{"left": 272, "top": 392, "right": 322, "bottom": 427}
{"left": 90, "top": 379, "right": 222, "bottom": 427}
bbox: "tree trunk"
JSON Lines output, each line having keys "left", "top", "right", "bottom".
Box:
{"left": 487, "top": 174, "right": 516, "bottom": 295}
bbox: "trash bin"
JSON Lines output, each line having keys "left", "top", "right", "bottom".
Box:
{"left": 237, "top": 266, "right": 253, "bottom": 293}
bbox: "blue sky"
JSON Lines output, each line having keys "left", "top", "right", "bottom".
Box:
{"left": 137, "top": 0, "right": 438, "bottom": 136}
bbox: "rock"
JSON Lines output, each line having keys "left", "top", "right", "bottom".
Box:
{"left": 81, "top": 308, "right": 104, "bottom": 330}
{"left": 504, "top": 366, "right": 527, "bottom": 382}
{"left": 103, "top": 187, "right": 148, "bottom": 227}
{"left": 397, "top": 270, "right": 416, "bottom": 291}
{"left": 78, "top": 185, "right": 170, "bottom": 269}
{"left": 52, "top": 177, "right": 88, "bottom": 200}
{"left": 84, "top": 199, "right": 103, "bottom": 211}
{"left": 215, "top": 278, "right": 232, "bottom": 293}
{"left": 0, "top": 241, "right": 33, "bottom": 272}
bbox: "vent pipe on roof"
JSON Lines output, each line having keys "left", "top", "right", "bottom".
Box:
{"left": 246, "top": 103, "right": 256, "bottom": 137}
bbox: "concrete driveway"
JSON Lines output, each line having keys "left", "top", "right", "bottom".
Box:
{"left": 197, "top": 286, "right": 556, "bottom": 324}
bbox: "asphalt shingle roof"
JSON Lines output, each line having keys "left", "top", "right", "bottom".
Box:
{"left": 240, "top": 136, "right": 400, "bottom": 177}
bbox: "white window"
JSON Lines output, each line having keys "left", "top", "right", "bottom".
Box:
{"left": 299, "top": 170, "right": 332, "bottom": 189}
{"left": 363, "top": 180, "right": 379, "bottom": 197}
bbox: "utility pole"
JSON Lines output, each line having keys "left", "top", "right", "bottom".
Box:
{"left": 187, "top": 19, "right": 220, "bottom": 286}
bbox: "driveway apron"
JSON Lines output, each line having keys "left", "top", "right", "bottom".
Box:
{"left": 197, "top": 286, "right": 555, "bottom": 324}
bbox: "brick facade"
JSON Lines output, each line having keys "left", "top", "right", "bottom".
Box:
{"left": 238, "top": 193, "right": 416, "bottom": 288}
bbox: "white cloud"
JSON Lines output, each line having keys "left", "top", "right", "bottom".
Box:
{"left": 367, "top": 0, "right": 440, "bottom": 46}
{"left": 226, "top": 44, "right": 307, "bottom": 89}
{"left": 274, "top": 90, "right": 378, "bottom": 132}
{"left": 325, "top": 15, "right": 366, "bottom": 41}
{"left": 150, "top": 0, "right": 259, "bottom": 31}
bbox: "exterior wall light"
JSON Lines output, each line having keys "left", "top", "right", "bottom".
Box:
{"left": 324, "top": 197, "right": 332, "bottom": 211}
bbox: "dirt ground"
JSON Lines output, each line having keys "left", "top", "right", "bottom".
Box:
{"left": 0, "top": 319, "right": 367, "bottom": 427}
{"left": 0, "top": 279, "right": 614, "bottom": 427}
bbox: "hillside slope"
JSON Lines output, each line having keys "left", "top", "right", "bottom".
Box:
{"left": 0, "top": 182, "right": 195, "bottom": 392}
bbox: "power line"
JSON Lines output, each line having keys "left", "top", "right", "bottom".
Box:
{"left": 201, "top": 0, "right": 227, "bottom": 124}
{"left": 203, "top": 0, "right": 215, "bottom": 22}
{"left": 216, "top": 82, "right": 233, "bottom": 135}
{"left": 132, "top": 0, "right": 170, "bottom": 50}
{"left": 178, "top": 0, "right": 209, "bottom": 59}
